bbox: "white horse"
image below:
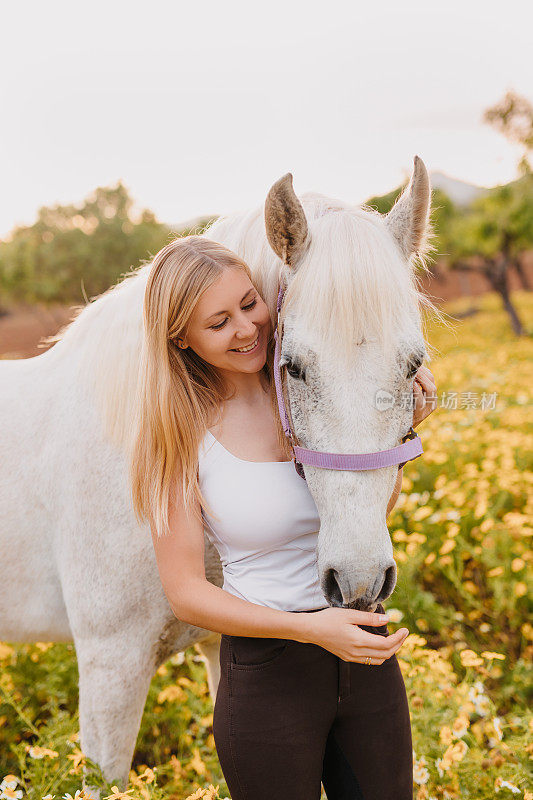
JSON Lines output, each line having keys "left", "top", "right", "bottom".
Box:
{"left": 0, "top": 156, "right": 435, "bottom": 788}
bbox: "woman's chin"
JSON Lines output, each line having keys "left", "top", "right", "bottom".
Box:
{"left": 226, "top": 348, "right": 267, "bottom": 373}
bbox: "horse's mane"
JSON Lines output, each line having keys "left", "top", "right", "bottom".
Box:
{"left": 281, "top": 192, "right": 440, "bottom": 361}
{"left": 42, "top": 190, "right": 443, "bottom": 451}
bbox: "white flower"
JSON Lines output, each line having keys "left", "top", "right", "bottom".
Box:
{"left": 385, "top": 608, "right": 403, "bottom": 623}
{"left": 435, "top": 758, "right": 447, "bottom": 778}
{"left": 413, "top": 765, "right": 430, "bottom": 785}
{"left": 495, "top": 778, "right": 521, "bottom": 793}
{"left": 1, "top": 780, "right": 19, "bottom": 791}
{"left": 474, "top": 694, "right": 492, "bottom": 717}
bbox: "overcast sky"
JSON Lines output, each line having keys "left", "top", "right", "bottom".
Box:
{"left": 1, "top": 0, "right": 531, "bottom": 238}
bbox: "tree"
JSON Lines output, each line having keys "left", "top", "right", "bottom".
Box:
{"left": 436, "top": 91, "right": 533, "bottom": 335}
{"left": 0, "top": 183, "right": 216, "bottom": 306}
{"left": 366, "top": 92, "right": 533, "bottom": 336}
{"left": 484, "top": 90, "right": 533, "bottom": 177}
{"left": 440, "top": 174, "right": 533, "bottom": 335}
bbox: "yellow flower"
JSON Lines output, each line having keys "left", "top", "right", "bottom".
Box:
{"left": 487, "top": 566, "right": 504, "bottom": 577}
{"left": 157, "top": 685, "right": 187, "bottom": 704}
{"left": 136, "top": 769, "right": 155, "bottom": 784}
{"left": 439, "top": 726, "right": 453, "bottom": 745}
{"left": 451, "top": 714, "right": 469, "bottom": 739}
{"left": 177, "top": 677, "right": 195, "bottom": 688}
{"left": 439, "top": 539, "right": 456, "bottom": 555}
{"left": 522, "top": 623, "right": 533, "bottom": 641}
{"left": 443, "top": 740, "right": 468, "bottom": 764}
{"left": 490, "top": 717, "right": 504, "bottom": 742}
{"left": 129, "top": 766, "right": 156, "bottom": 797}
{"left": 103, "top": 787, "right": 134, "bottom": 800}
{"left": 27, "top": 746, "right": 59, "bottom": 759}
{"left": 0, "top": 644, "right": 14, "bottom": 660}
{"left": 184, "top": 786, "right": 220, "bottom": 800}
{"left": 188, "top": 748, "right": 207, "bottom": 777}
{"left": 460, "top": 649, "right": 483, "bottom": 668}
{"left": 384, "top": 608, "right": 403, "bottom": 623}
{"left": 393, "top": 529, "right": 407, "bottom": 542}
{"left": 66, "top": 748, "right": 86, "bottom": 771}
{"left": 480, "top": 651, "right": 505, "bottom": 661}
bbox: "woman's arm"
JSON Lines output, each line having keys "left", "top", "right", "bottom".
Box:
{"left": 150, "top": 478, "right": 320, "bottom": 644}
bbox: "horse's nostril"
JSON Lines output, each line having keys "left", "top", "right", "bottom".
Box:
{"left": 324, "top": 568, "right": 343, "bottom": 606}
{"left": 376, "top": 564, "right": 396, "bottom": 602}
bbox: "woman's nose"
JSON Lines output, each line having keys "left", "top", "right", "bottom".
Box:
{"left": 234, "top": 313, "right": 257, "bottom": 339}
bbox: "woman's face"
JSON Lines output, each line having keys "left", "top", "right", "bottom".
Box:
{"left": 180, "top": 267, "right": 272, "bottom": 375}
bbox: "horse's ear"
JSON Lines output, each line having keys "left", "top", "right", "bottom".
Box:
{"left": 384, "top": 155, "right": 431, "bottom": 262}
{"left": 264, "top": 173, "right": 309, "bottom": 268}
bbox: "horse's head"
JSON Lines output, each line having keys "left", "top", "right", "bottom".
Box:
{"left": 264, "top": 157, "right": 433, "bottom": 611}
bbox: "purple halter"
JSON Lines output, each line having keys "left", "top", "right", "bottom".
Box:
{"left": 272, "top": 282, "right": 423, "bottom": 479}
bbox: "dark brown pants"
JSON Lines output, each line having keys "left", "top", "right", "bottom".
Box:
{"left": 213, "top": 605, "right": 413, "bottom": 799}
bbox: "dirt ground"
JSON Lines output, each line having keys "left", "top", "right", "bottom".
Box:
{"left": 1, "top": 256, "right": 531, "bottom": 360}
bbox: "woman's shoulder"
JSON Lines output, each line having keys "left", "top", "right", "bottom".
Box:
{"left": 198, "top": 428, "right": 219, "bottom": 464}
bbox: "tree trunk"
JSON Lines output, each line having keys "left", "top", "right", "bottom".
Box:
{"left": 513, "top": 257, "right": 532, "bottom": 291}
{"left": 454, "top": 258, "right": 526, "bottom": 336}
{"left": 485, "top": 258, "right": 525, "bottom": 336}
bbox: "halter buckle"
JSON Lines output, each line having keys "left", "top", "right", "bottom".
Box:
{"left": 401, "top": 426, "right": 418, "bottom": 442}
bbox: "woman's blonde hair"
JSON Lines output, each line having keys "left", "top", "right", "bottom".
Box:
{"left": 130, "top": 235, "right": 283, "bottom": 539}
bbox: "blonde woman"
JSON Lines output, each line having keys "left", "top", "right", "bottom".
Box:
{"left": 130, "top": 235, "right": 436, "bottom": 800}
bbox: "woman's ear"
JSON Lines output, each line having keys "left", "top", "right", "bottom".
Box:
{"left": 177, "top": 338, "right": 188, "bottom": 349}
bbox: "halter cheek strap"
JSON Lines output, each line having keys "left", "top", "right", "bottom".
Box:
{"left": 273, "top": 282, "right": 423, "bottom": 479}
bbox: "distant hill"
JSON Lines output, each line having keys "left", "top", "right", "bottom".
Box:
{"left": 169, "top": 173, "right": 519, "bottom": 227}
{"left": 429, "top": 171, "right": 489, "bottom": 206}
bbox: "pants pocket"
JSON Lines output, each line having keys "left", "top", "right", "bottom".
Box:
{"left": 228, "top": 635, "right": 291, "bottom": 670}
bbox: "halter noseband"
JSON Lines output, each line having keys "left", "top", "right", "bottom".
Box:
{"left": 272, "top": 281, "right": 423, "bottom": 480}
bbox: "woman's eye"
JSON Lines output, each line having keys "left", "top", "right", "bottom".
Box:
{"left": 210, "top": 299, "right": 257, "bottom": 330}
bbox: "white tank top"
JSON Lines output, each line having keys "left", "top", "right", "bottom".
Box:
{"left": 198, "top": 430, "right": 328, "bottom": 612}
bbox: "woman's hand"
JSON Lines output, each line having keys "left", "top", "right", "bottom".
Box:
{"left": 412, "top": 365, "right": 438, "bottom": 429}
{"left": 306, "top": 607, "right": 409, "bottom": 664}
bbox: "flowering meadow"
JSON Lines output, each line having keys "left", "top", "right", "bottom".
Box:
{"left": 1, "top": 290, "right": 531, "bottom": 799}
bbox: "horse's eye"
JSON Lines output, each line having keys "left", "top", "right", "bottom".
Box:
{"left": 287, "top": 364, "right": 306, "bottom": 381}
{"left": 279, "top": 354, "right": 306, "bottom": 382}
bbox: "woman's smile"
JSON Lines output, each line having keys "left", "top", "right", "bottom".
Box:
{"left": 230, "top": 332, "right": 260, "bottom": 353}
